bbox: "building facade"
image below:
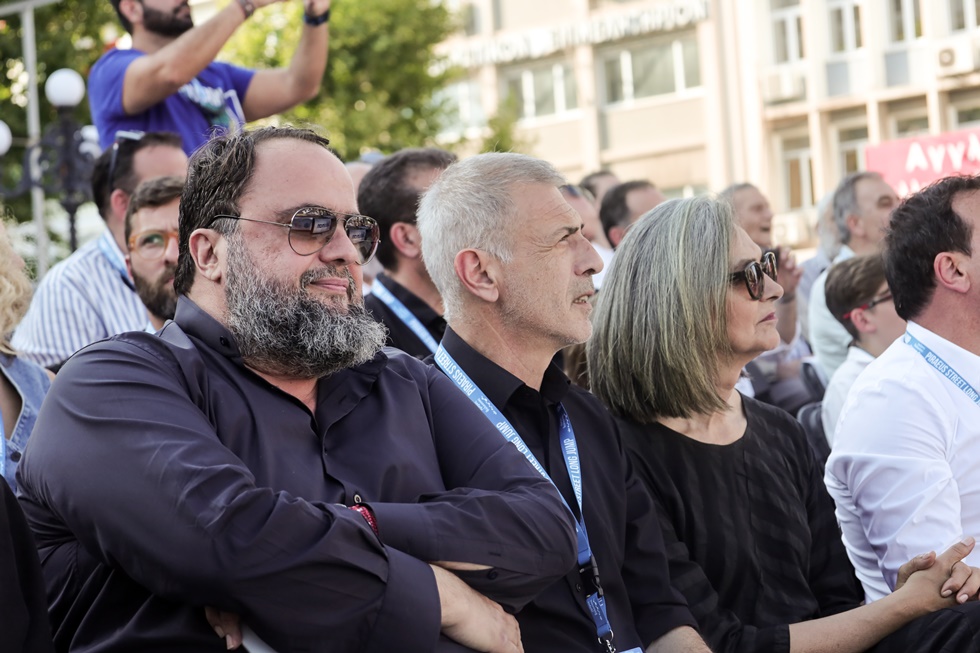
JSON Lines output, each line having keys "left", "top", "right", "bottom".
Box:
{"left": 438, "top": 0, "right": 980, "bottom": 245}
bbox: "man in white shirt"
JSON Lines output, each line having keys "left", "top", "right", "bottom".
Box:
{"left": 809, "top": 172, "right": 899, "bottom": 378}
{"left": 826, "top": 174, "right": 980, "bottom": 602}
{"left": 821, "top": 254, "right": 906, "bottom": 446}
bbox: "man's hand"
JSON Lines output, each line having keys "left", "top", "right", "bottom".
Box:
{"left": 431, "top": 564, "right": 523, "bottom": 653}
{"left": 896, "top": 536, "right": 980, "bottom": 611}
{"left": 776, "top": 247, "right": 802, "bottom": 298}
{"left": 205, "top": 606, "right": 243, "bottom": 650}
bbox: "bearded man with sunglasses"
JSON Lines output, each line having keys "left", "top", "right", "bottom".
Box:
{"left": 16, "top": 126, "right": 576, "bottom": 653}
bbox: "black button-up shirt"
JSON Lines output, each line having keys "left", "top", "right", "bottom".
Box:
{"left": 437, "top": 329, "right": 698, "bottom": 652}
{"left": 364, "top": 273, "right": 447, "bottom": 358}
{"left": 17, "top": 298, "right": 575, "bottom": 653}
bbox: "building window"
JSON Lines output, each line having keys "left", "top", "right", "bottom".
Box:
{"left": 957, "top": 106, "right": 980, "bottom": 126}
{"left": 772, "top": 0, "right": 804, "bottom": 64}
{"left": 950, "top": 0, "right": 980, "bottom": 30}
{"left": 894, "top": 115, "right": 929, "bottom": 136}
{"left": 435, "top": 79, "right": 485, "bottom": 135}
{"left": 839, "top": 126, "right": 868, "bottom": 174}
{"left": 782, "top": 135, "right": 814, "bottom": 210}
{"left": 829, "top": 0, "right": 863, "bottom": 53}
{"left": 503, "top": 62, "right": 577, "bottom": 120}
{"left": 602, "top": 33, "right": 701, "bottom": 105}
{"left": 890, "top": 0, "right": 922, "bottom": 41}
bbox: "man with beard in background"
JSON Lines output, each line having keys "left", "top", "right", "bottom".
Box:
{"left": 93, "top": 0, "right": 333, "bottom": 154}
{"left": 124, "top": 175, "right": 183, "bottom": 330}
{"left": 16, "top": 127, "right": 576, "bottom": 652}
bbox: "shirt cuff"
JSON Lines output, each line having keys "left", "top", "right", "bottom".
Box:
{"left": 363, "top": 547, "right": 442, "bottom": 653}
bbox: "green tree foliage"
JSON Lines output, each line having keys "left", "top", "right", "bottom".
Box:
{"left": 479, "top": 94, "right": 533, "bottom": 154}
{"left": 222, "top": 0, "right": 457, "bottom": 161}
{"left": 0, "top": 0, "right": 118, "bottom": 223}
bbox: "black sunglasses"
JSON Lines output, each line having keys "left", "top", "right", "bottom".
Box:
{"left": 209, "top": 207, "right": 381, "bottom": 265}
{"left": 730, "top": 250, "right": 778, "bottom": 300}
{"left": 107, "top": 130, "right": 146, "bottom": 190}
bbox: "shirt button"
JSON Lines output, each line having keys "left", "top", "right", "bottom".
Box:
{"left": 353, "top": 493, "right": 362, "bottom": 504}
{"left": 10, "top": 451, "right": 21, "bottom": 462}
{"left": 486, "top": 570, "right": 499, "bottom": 580}
{"left": 219, "top": 337, "right": 229, "bottom": 347}
{"left": 575, "top": 583, "right": 583, "bottom": 593}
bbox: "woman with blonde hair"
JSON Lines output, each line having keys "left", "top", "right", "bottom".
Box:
{"left": 0, "top": 221, "right": 51, "bottom": 492}
{"left": 588, "top": 196, "right": 980, "bottom": 652}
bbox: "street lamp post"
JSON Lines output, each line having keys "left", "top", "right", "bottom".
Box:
{"left": 0, "top": 68, "right": 100, "bottom": 253}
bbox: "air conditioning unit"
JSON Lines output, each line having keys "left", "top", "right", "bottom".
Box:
{"left": 762, "top": 68, "right": 806, "bottom": 104}
{"left": 937, "top": 37, "right": 979, "bottom": 77}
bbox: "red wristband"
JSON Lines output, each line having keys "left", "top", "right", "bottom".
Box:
{"left": 349, "top": 504, "right": 379, "bottom": 536}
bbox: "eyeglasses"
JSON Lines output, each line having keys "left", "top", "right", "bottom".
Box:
{"left": 842, "top": 292, "right": 893, "bottom": 320}
{"left": 209, "top": 207, "right": 381, "bottom": 264}
{"left": 107, "top": 130, "right": 146, "bottom": 190}
{"left": 559, "top": 184, "right": 596, "bottom": 204}
{"left": 730, "top": 250, "right": 778, "bottom": 301}
{"left": 128, "top": 229, "right": 179, "bottom": 260}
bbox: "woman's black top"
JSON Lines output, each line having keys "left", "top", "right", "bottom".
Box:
{"left": 618, "top": 395, "right": 863, "bottom": 653}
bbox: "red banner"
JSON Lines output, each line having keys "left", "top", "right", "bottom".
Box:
{"left": 864, "top": 127, "right": 980, "bottom": 197}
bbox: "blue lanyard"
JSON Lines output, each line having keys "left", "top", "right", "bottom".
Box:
{"left": 370, "top": 280, "right": 439, "bottom": 354}
{"left": 904, "top": 332, "right": 980, "bottom": 406}
{"left": 436, "top": 345, "right": 626, "bottom": 653}
{"left": 98, "top": 234, "right": 136, "bottom": 291}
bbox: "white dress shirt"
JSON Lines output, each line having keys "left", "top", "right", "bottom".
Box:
{"left": 808, "top": 245, "right": 854, "bottom": 378}
{"left": 825, "top": 321, "right": 980, "bottom": 602}
{"left": 821, "top": 346, "right": 874, "bottom": 447}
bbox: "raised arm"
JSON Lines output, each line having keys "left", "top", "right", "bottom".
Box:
{"left": 241, "top": 0, "right": 331, "bottom": 121}
{"left": 120, "top": 0, "right": 285, "bottom": 115}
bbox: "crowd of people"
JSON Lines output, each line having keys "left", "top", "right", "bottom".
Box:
{"left": 5, "top": 0, "right": 980, "bottom": 652}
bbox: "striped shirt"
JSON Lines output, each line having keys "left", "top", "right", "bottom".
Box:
{"left": 13, "top": 230, "right": 148, "bottom": 369}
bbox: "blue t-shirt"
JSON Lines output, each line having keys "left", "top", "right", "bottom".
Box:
{"left": 89, "top": 48, "right": 256, "bottom": 155}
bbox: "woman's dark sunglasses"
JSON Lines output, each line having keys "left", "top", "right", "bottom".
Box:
{"left": 209, "top": 207, "right": 381, "bottom": 265}
{"left": 730, "top": 250, "right": 778, "bottom": 301}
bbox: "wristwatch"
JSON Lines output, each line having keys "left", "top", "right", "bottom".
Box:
{"left": 303, "top": 6, "right": 330, "bottom": 25}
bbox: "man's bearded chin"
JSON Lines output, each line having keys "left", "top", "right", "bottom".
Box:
{"left": 141, "top": 5, "right": 193, "bottom": 37}
{"left": 224, "top": 238, "right": 386, "bottom": 380}
{"left": 133, "top": 264, "right": 178, "bottom": 323}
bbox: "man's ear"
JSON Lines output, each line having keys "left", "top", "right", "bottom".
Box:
{"left": 189, "top": 229, "right": 225, "bottom": 283}
{"left": 390, "top": 222, "right": 422, "bottom": 259}
{"left": 608, "top": 225, "right": 625, "bottom": 248}
{"left": 110, "top": 189, "right": 130, "bottom": 226}
{"left": 454, "top": 248, "right": 499, "bottom": 303}
{"left": 845, "top": 213, "right": 864, "bottom": 241}
{"left": 849, "top": 307, "right": 876, "bottom": 335}
{"left": 119, "top": 0, "right": 143, "bottom": 26}
{"left": 935, "top": 251, "right": 971, "bottom": 294}
{"left": 124, "top": 254, "right": 134, "bottom": 281}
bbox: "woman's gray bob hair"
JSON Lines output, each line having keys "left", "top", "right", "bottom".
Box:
{"left": 587, "top": 195, "right": 736, "bottom": 422}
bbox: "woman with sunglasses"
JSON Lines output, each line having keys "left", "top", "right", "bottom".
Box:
{"left": 588, "top": 196, "right": 980, "bottom": 652}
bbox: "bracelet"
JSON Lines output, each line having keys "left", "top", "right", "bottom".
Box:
{"left": 236, "top": 0, "right": 255, "bottom": 19}
{"left": 349, "top": 504, "right": 379, "bottom": 536}
{"left": 303, "top": 7, "right": 330, "bottom": 26}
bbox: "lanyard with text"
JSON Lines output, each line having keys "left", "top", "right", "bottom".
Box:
{"left": 904, "top": 332, "right": 980, "bottom": 407}
{"left": 98, "top": 235, "right": 136, "bottom": 291}
{"left": 436, "top": 345, "right": 635, "bottom": 653}
{"left": 370, "top": 280, "right": 439, "bottom": 354}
